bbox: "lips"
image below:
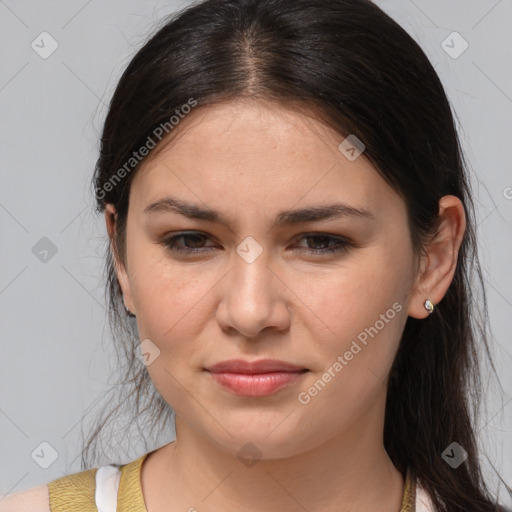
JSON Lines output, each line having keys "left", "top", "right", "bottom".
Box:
{"left": 205, "top": 359, "right": 307, "bottom": 374}
{"left": 204, "top": 359, "right": 309, "bottom": 397}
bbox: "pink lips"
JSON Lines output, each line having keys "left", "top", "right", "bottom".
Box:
{"left": 204, "top": 359, "right": 309, "bottom": 397}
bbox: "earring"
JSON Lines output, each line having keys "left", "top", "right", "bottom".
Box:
{"left": 122, "top": 295, "right": 136, "bottom": 317}
{"left": 424, "top": 299, "right": 435, "bottom": 314}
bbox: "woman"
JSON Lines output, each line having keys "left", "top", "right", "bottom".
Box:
{"left": 2, "top": 0, "right": 509, "bottom": 510}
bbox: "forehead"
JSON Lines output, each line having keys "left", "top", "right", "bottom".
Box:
{"left": 129, "top": 99, "right": 402, "bottom": 221}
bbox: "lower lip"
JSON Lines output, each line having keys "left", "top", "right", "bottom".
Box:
{"left": 207, "top": 370, "right": 308, "bottom": 397}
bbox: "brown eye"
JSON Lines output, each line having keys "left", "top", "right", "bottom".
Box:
{"left": 160, "top": 232, "right": 351, "bottom": 257}
{"left": 162, "top": 232, "right": 216, "bottom": 253}
{"left": 293, "top": 234, "right": 352, "bottom": 256}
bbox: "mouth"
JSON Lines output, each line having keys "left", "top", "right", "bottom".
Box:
{"left": 204, "top": 359, "right": 310, "bottom": 397}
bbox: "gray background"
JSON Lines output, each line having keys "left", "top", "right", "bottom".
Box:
{"left": 1, "top": 0, "right": 511, "bottom": 503}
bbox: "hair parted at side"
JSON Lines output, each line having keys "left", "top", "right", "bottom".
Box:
{"left": 86, "top": 1, "right": 509, "bottom": 510}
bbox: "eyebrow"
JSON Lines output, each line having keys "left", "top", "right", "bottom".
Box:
{"left": 143, "top": 196, "right": 376, "bottom": 228}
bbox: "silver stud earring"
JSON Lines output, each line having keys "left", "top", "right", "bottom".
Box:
{"left": 424, "top": 299, "right": 435, "bottom": 314}
{"left": 122, "top": 295, "right": 135, "bottom": 317}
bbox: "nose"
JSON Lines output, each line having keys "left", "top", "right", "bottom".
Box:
{"left": 216, "top": 248, "right": 291, "bottom": 339}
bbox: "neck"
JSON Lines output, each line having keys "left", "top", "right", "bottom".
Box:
{"left": 142, "top": 408, "right": 405, "bottom": 511}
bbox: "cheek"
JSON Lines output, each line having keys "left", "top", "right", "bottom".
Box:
{"left": 290, "top": 282, "right": 408, "bottom": 439}
{"left": 128, "top": 237, "right": 210, "bottom": 338}
{"left": 128, "top": 254, "right": 212, "bottom": 413}
{"left": 298, "top": 247, "right": 412, "bottom": 341}
{"left": 294, "top": 246, "right": 413, "bottom": 395}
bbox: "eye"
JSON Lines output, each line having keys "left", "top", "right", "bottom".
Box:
{"left": 161, "top": 232, "right": 216, "bottom": 254}
{"left": 160, "top": 232, "right": 352, "bottom": 257}
{"left": 292, "top": 233, "right": 352, "bottom": 256}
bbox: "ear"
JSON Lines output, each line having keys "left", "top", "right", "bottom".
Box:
{"left": 407, "top": 195, "right": 466, "bottom": 319}
{"left": 104, "top": 203, "right": 136, "bottom": 315}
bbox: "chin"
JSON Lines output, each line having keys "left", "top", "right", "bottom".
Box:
{"left": 203, "top": 424, "right": 320, "bottom": 462}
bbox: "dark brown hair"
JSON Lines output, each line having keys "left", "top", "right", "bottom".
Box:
{"left": 86, "top": 1, "right": 509, "bottom": 510}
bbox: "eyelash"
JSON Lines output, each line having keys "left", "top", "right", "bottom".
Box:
{"left": 160, "top": 232, "right": 352, "bottom": 257}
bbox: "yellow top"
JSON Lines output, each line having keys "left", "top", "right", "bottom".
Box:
{"left": 48, "top": 453, "right": 148, "bottom": 512}
{"left": 47, "top": 453, "right": 416, "bottom": 511}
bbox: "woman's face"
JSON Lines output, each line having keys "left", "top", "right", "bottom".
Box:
{"left": 113, "top": 99, "right": 420, "bottom": 459}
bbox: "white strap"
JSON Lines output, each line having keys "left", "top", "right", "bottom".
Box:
{"left": 95, "top": 465, "right": 122, "bottom": 512}
{"left": 416, "top": 483, "right": 435, "bottom": 512}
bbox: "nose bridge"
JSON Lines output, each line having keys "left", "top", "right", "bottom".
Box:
{"left": 232, "top": 237, "right": 273, "bottom": 307}
{"left": 217, "top": 237, "right": 289, "bottom": 337}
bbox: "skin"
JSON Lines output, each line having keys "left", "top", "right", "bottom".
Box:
{"left": 104, "top": 98, "right": 466, "bottom": 512}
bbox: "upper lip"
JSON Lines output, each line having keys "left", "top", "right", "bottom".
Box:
{"left": 205, "top": 359, "right": 308, "bottom": 374}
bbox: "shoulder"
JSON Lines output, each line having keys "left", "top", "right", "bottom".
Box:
{"left": 0, "top": 467, "right": 98, "bottom": 512}
{"left": 0, "top": 485, "right": 50, "bottom": 512}
{"left": 46, "top": 467, "right": 98, "bottom": 512}
{"left": 1, "top": 467, "right": 99, "bottom": 512}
